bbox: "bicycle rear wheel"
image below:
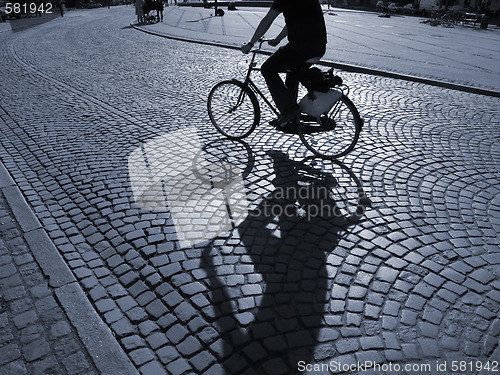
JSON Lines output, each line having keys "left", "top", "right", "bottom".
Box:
{"left": 298, "top": 95, "right": 362, "bottom": 159}
{"left": 207, "top": 80, "right": 260, "bottom": 139}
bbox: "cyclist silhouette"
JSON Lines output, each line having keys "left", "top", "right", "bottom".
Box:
{"left": 241, "top": 0, "right": 327, "bottom": 129}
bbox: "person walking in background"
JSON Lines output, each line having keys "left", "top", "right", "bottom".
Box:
{"left": 59, "top": 0, "right": 65, "bottom": 16}
{"left": 135, "top": 0, "right": 144, "bottom": 23}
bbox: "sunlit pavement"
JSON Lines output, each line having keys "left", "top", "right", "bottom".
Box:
{"left": 0, "top": 5, "right": 499, "bottom": 375}
{"left": 140, "top": 4, "right": 500, "bottom": 94}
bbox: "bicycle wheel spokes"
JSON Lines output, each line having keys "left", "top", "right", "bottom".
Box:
{"left": 298, "top": 96, "right": 361, "bottom": 159}
{"left": 207, "top": 80, "right": 260, "bottom": 139}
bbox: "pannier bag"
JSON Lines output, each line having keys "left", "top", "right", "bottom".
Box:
{"left": 299, "top": 89, "right": 342, "bottom": 119}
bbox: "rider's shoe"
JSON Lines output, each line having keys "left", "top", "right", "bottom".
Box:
{"left": 270, "top": 119, "right": 299, "bottom": 134}
{"left": 269, "top": 105, "right": 301, "bottom": 129}
{"left": 280, "top": 121, "right": 299, "bottom": 134}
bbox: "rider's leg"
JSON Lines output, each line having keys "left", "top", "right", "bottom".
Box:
{"left": 261, "top": 45, "right": 308, "bottom": 120}
{"left": 285, "top": 69, "right": 302, "bottom": 104}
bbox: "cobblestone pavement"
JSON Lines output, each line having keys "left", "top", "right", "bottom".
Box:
{"left": 0, "top": 183, "right": 99, "bottom": 374}
{"left": 1, "top": 6, "right": 499, "bottom": 375}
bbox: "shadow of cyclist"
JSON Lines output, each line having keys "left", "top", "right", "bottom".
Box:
{"left": 201, "top": 150, "right": 368, "bottom": 374}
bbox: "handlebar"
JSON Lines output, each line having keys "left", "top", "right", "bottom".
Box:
{"left": 245, "top": 38, "right": 276, "bottom": 54}
{"left": 258, "top": 38, "right": 273, "bottom": 45}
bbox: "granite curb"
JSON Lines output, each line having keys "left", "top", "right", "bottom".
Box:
{"left": 131, "top": 23, "right": 500, "bottom": 98}
{"left": 0, "top": 159, "right": 139, "bottom": 375}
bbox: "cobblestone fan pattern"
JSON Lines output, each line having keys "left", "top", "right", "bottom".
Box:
{"left": 1, "top": 8, "right": 499, "bottom": 375}
{"left": 0, "top": 192, "right": 98, "bottom": 375}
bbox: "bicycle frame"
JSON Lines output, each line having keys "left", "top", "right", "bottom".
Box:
{"left": 239, "top": 39, "right": 348, "bottom": 122}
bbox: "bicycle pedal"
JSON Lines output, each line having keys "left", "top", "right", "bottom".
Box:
{"left": 320, "top": 118, "right": 336, "bottom": 131}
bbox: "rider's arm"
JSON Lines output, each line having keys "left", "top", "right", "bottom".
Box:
{"left": 241, "top": 8, "right": 280, "bottom": 53}
{"left": 269, "top": 25, "right": 287, "bottom": 46}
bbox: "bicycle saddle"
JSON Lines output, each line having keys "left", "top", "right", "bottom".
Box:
{"left": 304, "top": 56, "right": 322, "bottom": 64}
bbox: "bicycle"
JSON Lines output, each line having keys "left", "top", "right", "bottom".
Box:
{"left": 207, "top": 39, "right": 363, "bottom": 159}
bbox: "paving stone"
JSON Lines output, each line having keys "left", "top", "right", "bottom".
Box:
{"left": 346, "top": 313, "right": 362, "bottom": 327}
{"left": 317, "top": 327, "right": 339, "bottom": 342}
{"left": 401, "top": 343, "right": 420, "bottom": 359}
{"left": 330, "top": 285, "right": 348, "bottom": 299}
{"left": 469, "top": 269, "right": 496, "bottom": 284}
{"left": 177, "top": 336, "right": 203, "bottom": 357}
{"left": 176, "top": 302, "right": 200, "bottom": 323}
{"left": 364, "top": 304, "right": 381, "bottom": 320}
{"left": 139, "top": 360, "right": 167, "bottom": 375}
{"left": 359, "top": 336, "right": 384, "bottom": 350}
{"left": 189, "top": 350, "right": 217, "bottom": 373}
{"left": 422, "top": 307, "right": 444, "bottom": 325}
{"left": 355, "top": 350, "right": 384, "bottom": 365}
{"left": 335, "top": 338, "right": 360, "bottom": 354}
{"left": 122, "top": 335, "right": 145, "bottom": 352}
{"left": 261, "top": 357, "right": 288, "bottom": 375}
{"left": 382, "top": 331, "right": 400, "bottom": 350}
{"left": 443, "top": 281, "right": 468, "bottom": 296}
{"left": 166, "top": 324, "right": 190, "bottom": 345}
{"left": 418, "top": 338, "right": 441, "bottom": 358}
{"left": 240, "top": 341, "right": 267, "bottom": 363}
{"left": 405, "top": 294, "right": 426, "bottom": 310}
{"left": 346, "top": 300, "right": 364, "bottom": 313}
{"left": 157, "top": 345, "right": 181, "bottom": 365}
{"left": 62, "top": 351, "right": 92, "bottom": 374}
{"left": 0, "top": 343, "right": 22, "bottom": 365}
{"left": 381, "top": 316, "right": 398, "bottom": 330}
{"left": 382, "top": 300, "right": 400, "bottom": 316}
{"left": 145, "top": 332, "right": 168, "bottom": 350}
{"left": 464, "top": 341, "right": 481, "bottom": 356}
{"left": 385, "top": 349, "right": 404, "bottom": 361}
{"left": 400, "top": 310, "right": 418, "bottom": 326}
{"left": 204, "top": 363, "right": 226, "bottom": 375}
{"left": 241, "top": 284, "right": 263, "bottom": 296}
{"left": 166, "top": 357, "right": 192, "bottom": 375}
{"left": 464, "top": 277, "right": 490, "bottom": 294}
{"left": 138, "top": 322, "right": 159, "bottom": 338}
{"left": 159, "top": 263, "right": 182, "bottom": 279}
{"left": 111, "top": 317, "right": 135, "bottom": 338}
{"left": 23, "top": 338, "right": 51, "bottom": 362}
{"left": 440, "top": 268, "right": 466, "bottom": 283}
{"left": 462, "top": 291, "right": 484, "bottom": 306}
{"left": 13, "top": 311, "right": 38, "bottom": 330}
{"left": 161, "top": 290, "right": 183, "bottom": 309}
{"left": 330, "top": 300, "right": 346, "bottom": 313}
{"left": 486, "top": 290, "right": 500, "bottom": 303}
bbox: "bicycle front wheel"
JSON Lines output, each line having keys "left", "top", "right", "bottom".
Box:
{"left": 207, "top": 80, "right": 260, "bottom": 139}
{"left": 298, "top": 95, "right": 362, "bottom": 159}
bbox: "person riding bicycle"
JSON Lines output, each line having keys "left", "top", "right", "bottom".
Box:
{"left": 241, "top": 0, "right": 327, "bottom": 129}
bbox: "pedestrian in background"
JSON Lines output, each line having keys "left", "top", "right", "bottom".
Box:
{"left": 59, "top": 0, "right": 65, "bottom": 16}
{"left": 135, "top": 0, "right": 144, "bottom": 23}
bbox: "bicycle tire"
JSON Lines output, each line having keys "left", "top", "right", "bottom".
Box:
{"left": 298, "top": 95, "right": 362, "bottom": 159}
{"left": 207, "top": 80, "right": 260, "bottom": 140}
